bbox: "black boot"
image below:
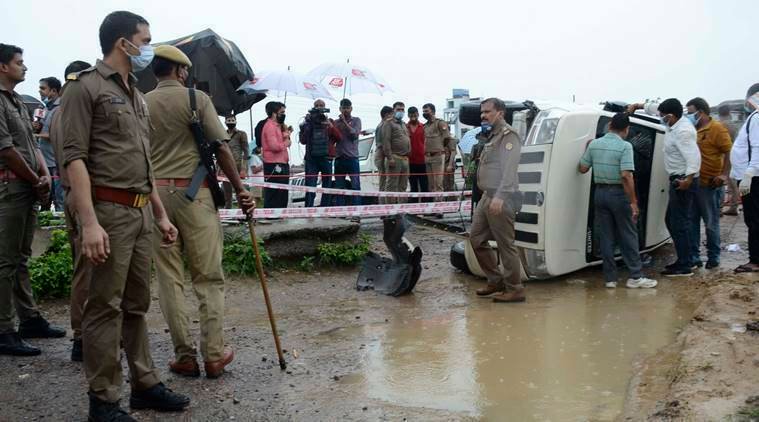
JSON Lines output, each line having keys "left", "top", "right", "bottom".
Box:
{"left": 18, "top": 316, "right": 66, "bottom": 339}
{"left": 88, "top": 393, "right": 135, "bottom": 422}
{"left": 0, "top": 332, "right": 41, "bottom": 356}
{"left": 130, "top": 382, "right": 190, "bottom": 411}
{"left": 71, "top": 338, "right": 83, "bottom": 362}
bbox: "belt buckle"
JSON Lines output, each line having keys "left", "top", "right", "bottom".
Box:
{"left": 133, "top": 193, "right": 150, "bottom": 208}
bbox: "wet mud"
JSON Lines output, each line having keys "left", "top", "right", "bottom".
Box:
{"left": 0, "top": 216, "right": 754, "bottom": 421}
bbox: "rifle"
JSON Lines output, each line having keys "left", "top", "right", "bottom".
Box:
{"left": 186, "top": 88, "right": 225, "bottom": 208}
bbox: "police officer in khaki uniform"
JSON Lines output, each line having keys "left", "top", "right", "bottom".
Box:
{"left": 49, "top": 60, "right": 93, "bottom": 362}
{"left": 0, "top": 43, "right": 66, "bottom": 357}
{"left": 146, "top": 45, "right": 254, "bottom": 379}
{"left": 61, "top": 11, "right": 189, "bottom": 421}
{"left": 380, "top": 102, "right": 411, "bottom": 204}
{"left": 470, "top": 98, "right": 525, "bottom": 303}
{"left": 222, "top": 115, "right": 249, "bottom": 208}
{"left": 422, "top": 103, "right": 456, "bottom": 193}
{"left": 373, "top": 106, "right": 394, "bottom": 193}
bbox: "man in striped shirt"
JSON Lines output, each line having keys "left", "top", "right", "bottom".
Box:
{"left": 579, "top": 113, "right": 657, "bottom": 289}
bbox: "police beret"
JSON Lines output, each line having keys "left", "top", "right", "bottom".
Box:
{"left": 154, "top": 45, "right": 192, "bottom": 67}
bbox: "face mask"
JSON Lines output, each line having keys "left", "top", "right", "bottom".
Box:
{"left": 227, "top": 124, "right": 236, "bottom": 129}
{"left": 41, "top": 97, "right": 49, "bottom": 106}
{"left": 686, "top": 112, "right": 699, "bottom": 126}
{"left": 746, "top": 104, "right": 755, "bottom": 114}
{"left": 422, "top": 113, "right": 431, "bottom": 121}
{"left": 394, "top": 111, "right": 404, "bottom": 121}
{"left": 277, "top": 114, "right": 286, "bottom": 124}
{"left": 125, "top": 41, "right": 154, "bottom": 72}
{"left": 660, "top": 116, "right": 670, "bottom": 128}
{"left": 481, "top": 122, "right": 492, "bottom": 135}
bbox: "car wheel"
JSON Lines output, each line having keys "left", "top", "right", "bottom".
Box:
{"left": 450, "top": 241, "right": 472, "bottom": 274}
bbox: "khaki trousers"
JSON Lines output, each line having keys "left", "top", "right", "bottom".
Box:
{"left": 154, "top": 186, "right": 225, "bottom": 363}
{"left": 64, "top": 191, "right": 92, "bottom": 340}
{"left": 425, "top": 153, "right": 444, "bottom": 193}
{"left": 0, "top": 183, "right": 40, "bottom": 333}
{"left": 469, "top": 194, "right": 523, "bottom": 291}
{"left": 374, "top": 150, "right": 386, "bottom": 194}
{"left": 382, "top": 156, "right": 409, "bottom": 205}
{"left": 82, "top": 201, "right": 159, "bottom": 402}
{"left": 443, "top": 153, "right": 455, "bottom": 192}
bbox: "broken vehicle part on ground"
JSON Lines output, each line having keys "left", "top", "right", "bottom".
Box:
{"left": 357, "top": 214, "right": 422, "bottom": 296}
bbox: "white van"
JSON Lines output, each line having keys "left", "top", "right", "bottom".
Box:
{"left": 451, "top": 102, "right": 671, "bottom": 279}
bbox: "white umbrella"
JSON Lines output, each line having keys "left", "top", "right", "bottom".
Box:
{"left": 306, "top": 60, "right": 392, "bottom": 97}
{"left": 237, "top": 68, "right": 335, "bottom": 103}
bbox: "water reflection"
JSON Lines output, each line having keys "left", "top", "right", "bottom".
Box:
{"left": 338, "top": 275, "right": 696, "bottom": 421}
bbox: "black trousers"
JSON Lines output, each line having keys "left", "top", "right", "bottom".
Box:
{"left": 741, "top": 177, "right": 759, "bottom": 264}
{"left": 408, "top": 163, "right": 429, "bottom": 203}
{"left": 263, "top": 163, "right": 290, "bottom": 209}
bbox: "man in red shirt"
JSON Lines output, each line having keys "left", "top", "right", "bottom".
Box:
{"left": 407, "top": 107, "right": 428, "bottom": 203}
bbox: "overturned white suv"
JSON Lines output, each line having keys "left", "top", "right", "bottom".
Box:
{"left": 451, "top": 101, "right": 671, "bottom": 279}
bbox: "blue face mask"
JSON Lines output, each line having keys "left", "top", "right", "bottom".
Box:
{"left": 686, "top": 112, "right": 699, "bottom": 126}
{"left": 126, "top": 41, "right": 154, "bottom": 72}
{"left": 481, "top": 122, "right": 492, "bottom": 135}
{"left": 394, "top": 111, "right": 404, "bottom": 121}
{"left": 660, "top": 116, "right": 670, "bottom": 128}
{"left": 746, "top": 104, "right": 755, "bottom": 114}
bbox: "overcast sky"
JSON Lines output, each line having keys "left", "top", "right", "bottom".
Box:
{"left": 4, "top": 0, "right": 757, "bottom": 163}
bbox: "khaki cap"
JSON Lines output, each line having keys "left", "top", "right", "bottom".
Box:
{"left": 154, "top": 45, "right": 192, "bottom": 67}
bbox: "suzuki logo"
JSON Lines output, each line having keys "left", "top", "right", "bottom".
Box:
{"left": 329, "top": 77, "right": 344, "bottom": 88}
{"left": 303, "top": 82, "right": 316, "bottom": 90}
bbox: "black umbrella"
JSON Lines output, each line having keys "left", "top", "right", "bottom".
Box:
{"left": 135, "top": 28, "right": 265, "bottom": 116}
{"left": 20, "top": 94, "right": 44, "bottom": 119}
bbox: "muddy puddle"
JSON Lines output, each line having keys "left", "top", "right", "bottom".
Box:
{"left": 323, "top": 273, "right": 699, "bottom": 421}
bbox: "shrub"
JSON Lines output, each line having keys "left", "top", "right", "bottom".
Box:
{"left": 316, "top": 234, "right": 370, "bottom": 267}
{"left": 222, "top": 230, "right": 271, "bottom": 277}
{"left": 29, "top": 229, "right": 73, "bottom": 299}
{"left": 37, "top": 210, "right": 65, "bottom": 227}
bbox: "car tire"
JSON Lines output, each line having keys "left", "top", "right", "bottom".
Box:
{"left": 450, "top": 241, "right": 472, "bottom": 274}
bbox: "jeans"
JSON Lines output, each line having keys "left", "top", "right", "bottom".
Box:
{"left": 741, "top": 177, "right": 759, "bottom": 264}
{"left": 665, "top": 177, "right": 699, "bottom": 269}
{"left": 263, "top": 163, "right": 289, "bottom": 208}
{"left": 334, "top": 157, "right": 361, "bottom": 206}
{"left": 49, "top": 167, "right": 64, "bottom": 211}
{"left": 304, "top": 157, "right": 333, "bottom": 207}
{"left": 594, "top": 185, "right": 643, "bottom": 282}
{"left": 408, "top": 163, "right": 429, "bottom": 203}
{"left": 690, "top": 185, "right": 721, "bottom": 264}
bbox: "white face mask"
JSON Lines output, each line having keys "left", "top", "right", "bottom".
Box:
{"left": 124, "top": 40, "right": 154, "bottom": 72}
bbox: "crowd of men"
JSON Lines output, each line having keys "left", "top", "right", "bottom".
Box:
{"left": 580, "top": 91, "right": 759, "bottom": 289}
{"left": 2, "top": 8, "right": 759, "bottom": 422}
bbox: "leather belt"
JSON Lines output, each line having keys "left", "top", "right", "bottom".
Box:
{"left": 155, "top": 178, "right": 207, "bottom": 188}
{"left": 392, "top": 154, "right": 409, "bottom": 160}
{"left": 425, "top": 151, "right": 443, "bottom": 157}
{"left": 93, "top": 186, "right": 150, "bottom": 208}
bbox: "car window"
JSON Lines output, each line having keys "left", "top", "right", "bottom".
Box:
{"left": 358, "top": 137, "right": 373, "bottom": 160}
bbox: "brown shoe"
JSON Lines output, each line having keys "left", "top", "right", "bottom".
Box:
{"left": 204, "top": 348, "right": 234, "bottom": 378}
{"left": 169, "top": 358, "right": 200, "bottom": 377}
{"left": 476, "top": 283, "right": 505, "bottom": 297}
{"left": 492, "top": 289, "right": 526, "bottom": 303}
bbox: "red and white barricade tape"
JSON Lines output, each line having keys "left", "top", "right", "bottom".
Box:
{"left": 219, "top": 200, "right": 472, "bottom": 220}
{"left": 232, "top": 178, "right": 471, "bottom": 199}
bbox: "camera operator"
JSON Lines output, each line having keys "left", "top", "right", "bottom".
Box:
{"left": 299, "top": 99, "right": 341, "bottom": 207}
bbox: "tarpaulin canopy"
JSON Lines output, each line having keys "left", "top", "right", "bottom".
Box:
{"left": 135, "top": 28, "right": 265, "bottom": 116}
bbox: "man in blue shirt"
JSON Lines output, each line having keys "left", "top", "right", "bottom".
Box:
{"left": 37, "top": 76, "right": 63, "bottom": 211}
{"left": 579, "top": 113, "right": 657, "bottom": 289}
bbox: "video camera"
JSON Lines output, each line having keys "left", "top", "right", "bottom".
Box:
{"left": 307, "top": 107, "right": 330, "bottom": 123}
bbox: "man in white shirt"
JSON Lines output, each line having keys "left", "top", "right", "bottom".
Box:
{"left": 629, "top": 98, "right": 701, "bottom": 276}
{"left": 731, "top": 83, "right": 759, "bottom": 273}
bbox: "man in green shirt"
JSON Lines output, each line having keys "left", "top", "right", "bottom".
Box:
{"left": 579, "top": 113, "right": 657, "bottom": 289}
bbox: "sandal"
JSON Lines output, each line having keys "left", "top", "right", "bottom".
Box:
{"left": 734, "top": 264, "right": 759, "bottom": 273}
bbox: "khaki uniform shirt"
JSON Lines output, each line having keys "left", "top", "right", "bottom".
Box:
{"left": 476, "top": 120, "right": 522, "bottom": 200}
{"left": 145, "top": 80, "right": 227, "bottom": 179}
{"left": 227, "top": 129, "right": 249, "bottom": 170}
{"left": 0, "top": 82, "right": 39, "bottom": 173}
{"left": 61, "top": 60, "right": 153, "bottom": 194}
{"left": 424, "top": 117, "right": 455, "bottom": 154}
{"left": 380, "top": 119, "right": 410, "bottom": 157}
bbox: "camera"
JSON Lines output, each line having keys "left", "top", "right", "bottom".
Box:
{"left": 307, "top": 107, "right": 330, "bottom": 123}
